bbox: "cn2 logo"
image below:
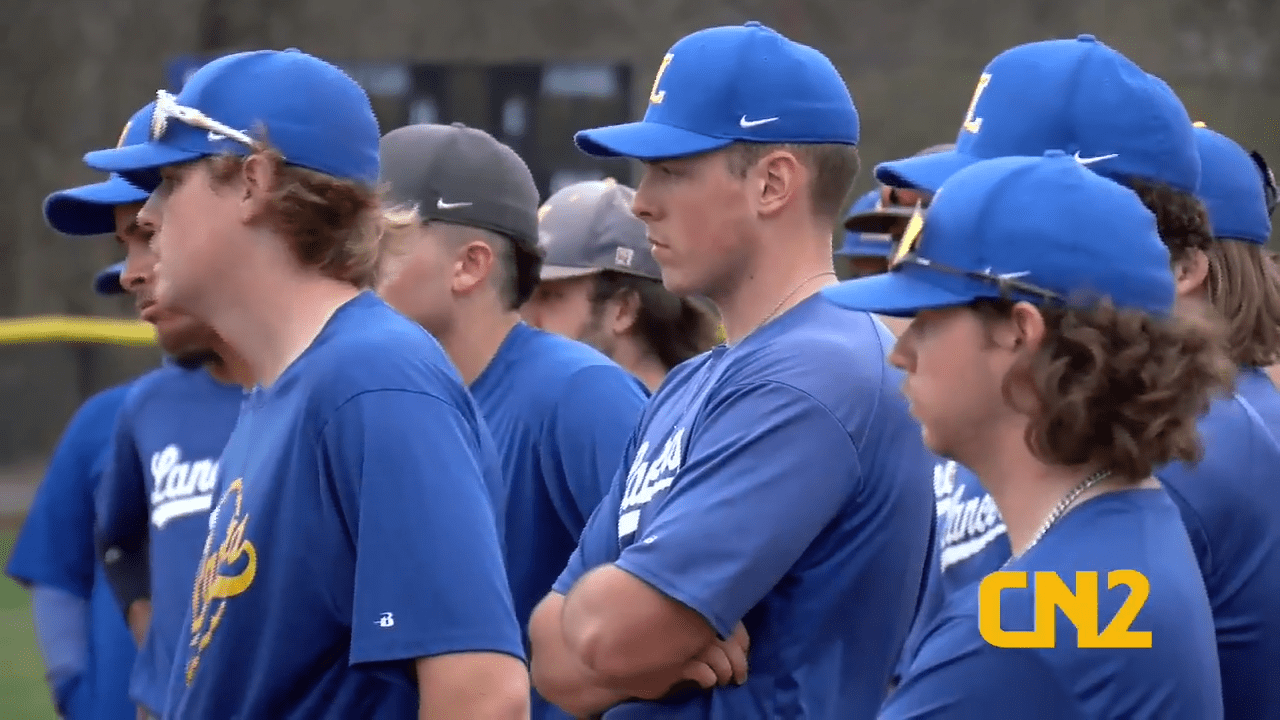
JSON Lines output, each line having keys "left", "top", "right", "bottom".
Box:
{"left": 978, "top": 570, "right": 1151, "bottom": 649}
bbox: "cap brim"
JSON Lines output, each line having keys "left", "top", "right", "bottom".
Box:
{"left": 575, "top": 123, "right": 732, "bottom": 161}
{"left": 834, "top": 237, "right": 893, "bottom": 259}
{"left": 93, "top": 263, "right": 127, "bottom": 296}
{"left": 83, "top": 142, "right": 206, "bottom": 192}
{"left": 843, "top": 206, "right": 915, "bottom": 234}
{"left": 540, "top": 264, "right": 602, "bottom": 281}
{"left": 43, "top": 176, "right": 150, "bottom": 236}
{"left": 874, "top": 150, "right": 977, "bottom": 193}
{"left": 821, "top": 270, "right": 975, "bottom": 318}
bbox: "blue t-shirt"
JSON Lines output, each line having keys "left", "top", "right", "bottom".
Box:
{"left": 6, "top": 383, "right": 137, "bottom": 720}
{"left": 95, "top": 363, "right": 243, "bottom": 713}
{"left": 163, "top": 292, "right": 524, "bottom": 719}
{"left": 1236, "top": 366, "right": 1280, "bottom": 442}
{"left": 913, "top": 393, "right": 1280, "bottom": 720}
{"left": 554, "top": 294, "right": 937, "bottom": 718}
{"left": 469, "top": 323, "right": 647, "bottom": 720}
{"left": 883, "top": 489, "right": 1223, "bottom": 720}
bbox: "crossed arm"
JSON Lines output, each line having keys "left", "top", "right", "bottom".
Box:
{"left": 530, "top": 566, "right": 749, "bottom": 718}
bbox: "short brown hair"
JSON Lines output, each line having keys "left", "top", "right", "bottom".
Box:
{"left": 590, "top": 271, "right": 720, "bottom": 371}
{"left": 206, "top": 148, "right": 386, "bottom": 288}
{"left": 974, "top": 298, "right": 1235, "bottom": 481}
{"left": 725, "top": 143, "right": 861, "bottom": 221}
{"left": 1205, "top": 239, "right": 1280, "bottom": 367}
{"left": 1121, "top": 178, "right": 1213, "bottom": 264}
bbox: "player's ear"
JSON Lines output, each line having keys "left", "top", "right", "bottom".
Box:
{"left": 453, "top": 238, "right": 495, "bottom": 295}
{"left": 1005, "top": 301, "right": 1046, "bottom": 354}
{"left": 1172, "top": 247, "right": 1210, "bottom": 298}
{"left": 757, "top": 149, "right": 802, "bottom": 219}
{"left": 238, "top": 153, "right": 277, "bottom": 224}
{"left": 607, "top": 288, "right": 641, "bottom": 335}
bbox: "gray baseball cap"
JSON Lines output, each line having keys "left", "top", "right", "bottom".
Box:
{"left": 379, "top": 122, "right": 541, "bottom": 251}
{"left": 537, "top": 179, "right": 662, "bottom": 281}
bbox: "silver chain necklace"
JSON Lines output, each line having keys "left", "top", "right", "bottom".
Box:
{"left": 1002, "top": 468, "right": 1112, "bottom": 568}
{"left": 738, "top": 271, "right": 836, "bottom": 342}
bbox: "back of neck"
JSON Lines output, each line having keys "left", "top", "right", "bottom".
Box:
{"left": 438, "top": 306, "right": 520, "bottom": 386}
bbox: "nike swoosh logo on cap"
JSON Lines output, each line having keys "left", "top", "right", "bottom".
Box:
{"left": 437, "top": 199, "right": 473, "bottom": 210}
{"left": 1073, "top": 151, "right": 1119, "bottom": 165}
{"left": 739, "top": 115, "right": 779, "bottom": 128}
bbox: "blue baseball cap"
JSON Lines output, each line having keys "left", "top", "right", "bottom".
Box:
{"left": 83, "top": 48, "right": 380, "bottom": 192}
{"left": 1194, "top": 124, "right": 1274, "bottom": 245}
{"left": 874, "top": 35, "right": 1200, "bottom": 195}
{"left": 574, "top": 22, "right": 859, "bottom": 160}
{"left": 43, "top": 103, "right": 155, "bottom": 236}
{"left": 823, "top": 150, "right": 1175, "bottom": 318}
{"left": 94, "top": 261, "right": 127, "bottom": 296}
{"left": 835, "top": 190, "right": 895, "bottom": 259}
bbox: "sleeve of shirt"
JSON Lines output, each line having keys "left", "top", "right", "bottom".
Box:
{"left": 614, "top": 380, "right": 860, "bottom": 638}
{"left": 6, "top": 394, "right": 114, "bottom": 598}
{"left": 881, "top": 634, "right": 1076, "bottom": 719}
{"left": 94, "top": 405, "right": 152, "bottom": 609}
{"left": 323, "top": 389, "right": 526, "bottom": 666}
{"left": 551, "top": 443, "right": 633, "bottom": 596}
{"left": 543, "top": 365, "right": 647, "bottom": 534}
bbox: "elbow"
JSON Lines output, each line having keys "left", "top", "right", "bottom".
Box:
{"left": 564, "top": 619, "right": 639, "bottom": 686}
{"left": 472, "top": 673, "right": 530, "bottom": 720}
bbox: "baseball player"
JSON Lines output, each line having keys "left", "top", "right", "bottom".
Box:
{"left": 84, "top": 49, "right": 527, "bottom": 718}
{"left": 524, "top": 178, "right": 721, "bottom": 390}
{"left": 871, "top": 36, "right": 1280, "bottom": 718}
{"left": 5, "top": 269, "right": 138, "bottom": 720}
{"left": 375, "top": 122, "right": 649, "bottom": 719}
{"left": 1191, "top": 124, "right": 1280, "bottom": 438}
{"left": 528, "top": 22, "right": 936, "bottom": 718}
{"left": 827, "top": 150, "right": 1228, "bottom": 719}
{"left": 42, "top": 99, "right": 250, "bottom": 719}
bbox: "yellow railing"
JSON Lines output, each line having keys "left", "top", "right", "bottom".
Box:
{"left": 0, "top": 316, "right": 157, "bottom": 346}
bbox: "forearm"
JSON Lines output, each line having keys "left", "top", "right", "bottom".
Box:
{"left": 126, "top": 599, "right": 152, "bottom": 646}
{"left": 31, "top": 585, "right": 88, "bottom": 709}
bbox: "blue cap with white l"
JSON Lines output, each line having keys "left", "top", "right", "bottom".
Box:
{"left": 43, "top": 102, "right": 155, "bottom": 236}
{"left": 83, "top": 48, "right": 380, "bottom": 192}
{"left": 94, "top": 261, "right": 127, "bottom": 296}
{"left": 875, "top": 35, "right": 1200, "bottom": 195}
{"left": 575, "top": 22, "right": 859, "bottom": 160}
{"left": 835, "top": 190, "right": 895, "bottom": 259}
{"left": 823, "top": 150, "right": 1175, "bottom": 318}
{"left": 1194, "top": 124, "right": 1274, "bottom": 245}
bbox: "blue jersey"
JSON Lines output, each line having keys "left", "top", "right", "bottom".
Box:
{"left": 1160, "top": 393, "right": 1280, "bottom": 719}
{"left": 914, "top": 393, "right": 1280, "bottom": 720}
{"left": 163, "top": 292, "right": 523, "bottom": 719}
{"left": 95, "top": 363, "right": 242, "bottom": 713}
{"left": 1236, "top": 366, "right": 1280, "bottom": 442}
{"left": 469, "top": 323, "right": 647, "bottom": 720}
{"left": 554, "top": 295, "right": 936, "bottom": 718}
{"left": 6, "top": 383, "right": 137, "bottom": 720}
{"left": 884, "top": 489, "right": 1222, "bottom": 720}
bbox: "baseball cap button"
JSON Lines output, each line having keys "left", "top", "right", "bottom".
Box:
{"left": 1076, "top": 34, "right": 1097, "bottom": 43}
{"left": 1044, "top": 149, "right": 1068, "bottom": 158}
{"left": 744, "top": 20, "right": 762, "bottom": 27}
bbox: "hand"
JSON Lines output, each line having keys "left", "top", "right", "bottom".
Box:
{"left": 678, "top": 621, "right": 750, "bottom": 689}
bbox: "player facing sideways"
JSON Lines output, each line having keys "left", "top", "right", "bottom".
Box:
{"left": 375, "top": 122, "right": 648, "bottom": 720}
{"left": 523, "top": 178, "right": 721, "bottom": 390}
{"left": 528, "top": 22, "right": 937, "bottom": 719}
{"left": 44, "top": 99, "right": 251, "bottom": 720}
{"left": 84, "top": 49, "right": 527, "bottom": 718}
{"left": 1191, "top": 124, "right": 1280, "bottom": 438}
{"left": 871, "top": 35, "right": 1280, "bottom": 719}
{"left": 828, "top": 151, "right": 1230, "bottom": 719}
{"left": 5, "top": 269, "right": 138, "bottom": 720}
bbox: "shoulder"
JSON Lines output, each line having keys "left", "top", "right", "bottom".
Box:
{"left": 519, "top": 326, "right": 647, "bottom": 400}
{"left": 297, "top": 298, "right": 469, "bottom": 412}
